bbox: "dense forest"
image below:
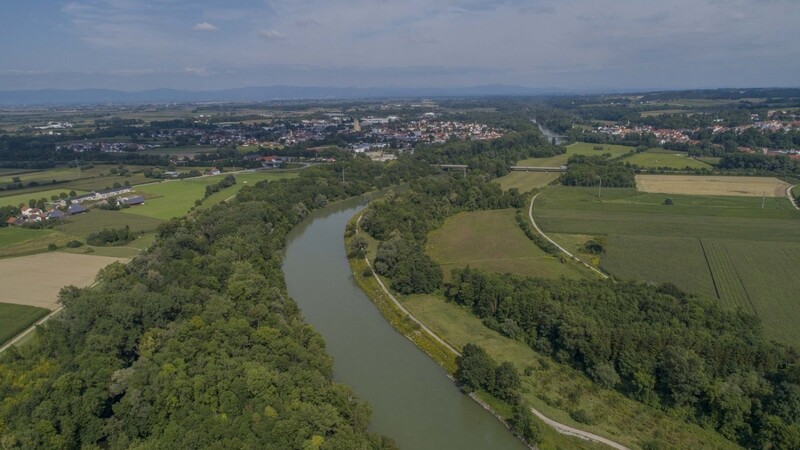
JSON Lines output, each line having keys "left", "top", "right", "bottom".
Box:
{"left": 560, "top": 155, "right": 636, "bottom": 188}
{"left": 446, "top": 269, "right": 800, "bottom": 449}
{"left": 0, "top": 157, "right": 434, "bottom": 449}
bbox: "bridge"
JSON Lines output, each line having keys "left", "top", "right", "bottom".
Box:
{"left": 434, "top": 164, "right": 567, "bottom": 173}
{"left": 509, "top": 165, "right": 567, "bottom": 172}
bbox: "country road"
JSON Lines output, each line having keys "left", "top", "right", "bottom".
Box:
{"left": 356, "top": 213, "right": 630, "bottom": 450}
{"left": 529, "top": 193, "right": 609, "bottom": 279}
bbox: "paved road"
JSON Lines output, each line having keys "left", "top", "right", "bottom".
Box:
{"left": 356, "top": 213, "right": 630, "bottom": 450}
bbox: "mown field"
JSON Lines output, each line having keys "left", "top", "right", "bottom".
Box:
{"left": 622, "top": 150, "right": 713, "bottom": 170}
{"left": 533, "top": 185, "right": 800, "bottom": 345}
{"left": 399, "top": 294, "right": 739, "bottom": 450}
{"left": 495, "top": 171, "right": 560, "bottom": 192}
{"left": 0, "top": 302, "right": 50, "bottom": 345}
{"left": 426, "top": 209, "right": 589, "bottom": 281}
{"left": 517, "top": 142, "right": 635, "bottom": 168}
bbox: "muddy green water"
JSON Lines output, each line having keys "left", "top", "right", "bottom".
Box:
{"left": 282, "top": 196, "right": 527, "bottom": 450}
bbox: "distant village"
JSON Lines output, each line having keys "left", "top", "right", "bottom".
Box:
{"left": 53, "top": 112, "right": 506, "bottom": 162}
{"left": 592, "top": 111, "right": 800, "bottom": 158}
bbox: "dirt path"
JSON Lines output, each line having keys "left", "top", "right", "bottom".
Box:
{"left": 787, "top": 185, "right": 799, "bottom": 211}
{"left": 529, "top": 194, "right": 609, "bottom": 279}
{"left": 356, "top": 213, "right": 629, "bottom": 450}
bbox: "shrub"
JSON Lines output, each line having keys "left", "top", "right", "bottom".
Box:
{"left": 66, "top": 240, "right": 83, "bottom": 248}
{"left": 664, "top": 197, "right": 674, "bottom": 205}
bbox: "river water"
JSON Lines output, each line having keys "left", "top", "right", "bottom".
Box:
{"left": 533, "top": 119, "right": 567, "bottom": 145}
{"left": 283, "top": 196, "right": 527, "bottom": 450}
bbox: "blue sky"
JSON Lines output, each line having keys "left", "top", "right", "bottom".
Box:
{"left": 1, "top": 0, "right": 798, "bottom": 91}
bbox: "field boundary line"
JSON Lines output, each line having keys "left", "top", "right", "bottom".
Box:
{"left": 356, "top": 213, "right": 629, "bottom": 450}
{"left": 529, "top": 194, "right": 609, "bottom": 279}
{"left": 698, "top": 239, "right": 722, "bottom": 301}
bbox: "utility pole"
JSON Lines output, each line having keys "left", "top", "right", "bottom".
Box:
{"left": 598, "top": 176, "right": 602, "bottom": 200}
{"left": 761, "top": 191, "right": 766, "bottom": 209}
{"left": 342, "top": 168, "right": 345, "bottom": 183}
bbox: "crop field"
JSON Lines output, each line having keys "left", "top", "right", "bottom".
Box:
{"left": 534, "top": 185, "right": 800, "bottom": 345}
{"left": 623, "top": 151, "right": 712, "bottom": 170}
{"left": 636, "top": 175, "right": 790, "bottom": 197}
{"left": 0, "top": 227, "right": 56, "bottom": 248}
{"left": 602, "top": 235, "right": 718, "bottom": 299}
{"left": 55, "top": 209, "right": 165, "bottom": 238}
{"left": 426, "top": 209, "right": 588, "bottom": 280}
{"left": 0, "top": 253, "right": 127, "bottom": 310}
{"left": 495, "top": 171, "right": 560, "bottom": 192}
{"left": 0, "top": 302, "right": 50, "bottom": 345}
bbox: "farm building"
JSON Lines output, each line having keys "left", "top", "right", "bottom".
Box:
{"left": 47, "top": 210, "right": 66, "bottom": 220}
{"left": 67, "top": 204, "right": 88, "bottom": 215}
{"left": 122, "top": 196, "right": 145, "bottom": 206}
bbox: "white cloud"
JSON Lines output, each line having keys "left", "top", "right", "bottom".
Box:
{"left": 192, "top": 22, "right": 218, "bottom": 31}
{"left": 184, "top": 67, "right": 210, "bottom": 76}
{"left": 259, "top": 29, "right": 286, "bottom": 40}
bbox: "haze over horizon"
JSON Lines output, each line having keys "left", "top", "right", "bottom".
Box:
{"left": 1, "top": 0, "right": 799, "bottom": 93}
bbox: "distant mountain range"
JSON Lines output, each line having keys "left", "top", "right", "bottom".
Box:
{"left": 0, "top": 85, "right": 573, "bottom": 106}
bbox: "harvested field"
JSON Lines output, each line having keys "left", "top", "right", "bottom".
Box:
{"left": 0, "top": 253, "right": 127, "bottom": 310}
{"left": 636, "top": 175, "right": 790, "bottom": 197}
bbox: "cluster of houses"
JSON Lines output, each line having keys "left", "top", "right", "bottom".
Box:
{"left": 5, "top": 187, "right": 145, "bottom": 226}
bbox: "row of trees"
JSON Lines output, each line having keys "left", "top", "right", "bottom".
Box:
{"left": 85, "top": 225, "right": 134, "bottom": 246}
{"left": 455, "top": 344, "right": 541, "bottom": 444}
{"left": 445, "top": 268, "right": 800, "bottom": 449}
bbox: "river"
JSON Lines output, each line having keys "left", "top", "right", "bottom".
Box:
{"left": 532, "top": 118, "right": 567, "bottom": 145}
{"left": 283, "top": 196, "right": 528, "bottom": 450}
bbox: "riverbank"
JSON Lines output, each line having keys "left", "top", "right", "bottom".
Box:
{"left": 347, "top": 206, "right": 743, "bottom": 450}
{"left": 346, "top": 212, "right": 614, "bottom": 450}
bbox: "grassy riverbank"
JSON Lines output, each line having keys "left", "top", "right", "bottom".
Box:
{"left": 345, "top": 213, "right": 612, "bottom": 450}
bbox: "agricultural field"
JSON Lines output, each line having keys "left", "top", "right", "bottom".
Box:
{"left": 0, "top": 302, "right": 49, "bottom": 346}
{"left": 0, "top": 227, "right": 57, "bottom": 249}
{"left": 54, "top": 209, "right": 165, "bottom": 238}
{"left": 0, "top": 253, "right": 127, "bottom": 310}
{"left": 126, "top": 170, "right": 298, "bottom": 220}
{"left": 426, "top": 209, "right": 588, "bottom": 281}
{"left": 533, "top": 185, "right": 800, "bottom": 345}
{"left": 399, "top": 293, "right": 738, "bottom": 450}
{"left": 517, "top": 142, "right": 635, "bottom": 168}
{"left": 495, "top": 171, "right": 560, "bottom": 192}
{"left": 622, "top": 150, "right": 713, "bottom": 170}
{"left": 636, "top": 175, "right": 791, "bottom": 197}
